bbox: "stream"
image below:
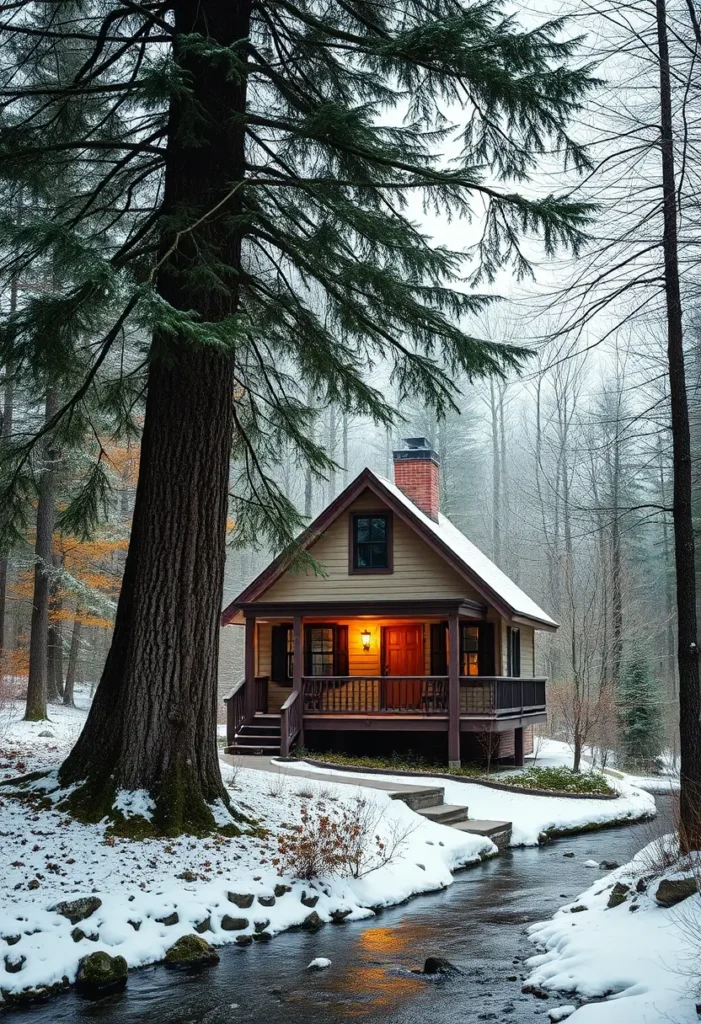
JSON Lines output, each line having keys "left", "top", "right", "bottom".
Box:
{"left": 8, "top": 795, "right": 675, "bottom": 1024}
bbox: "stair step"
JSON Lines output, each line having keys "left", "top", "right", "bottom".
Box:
{"left": 234, "top": 735, "right": 282, "bottom": 746}
{"left": 388, "top": 787, "right": 445, "bottom": 812}
{"left": 239, "top": 725, "right": 281, "bottom": 735}
{"left": 417, "top": 803, "right": 469, "bottom": 825}
{"left": 226, "top": 744, "right": 281, "bottom": 755}
{"left": 452, "top": 819, "right": 512, "bottom": 850}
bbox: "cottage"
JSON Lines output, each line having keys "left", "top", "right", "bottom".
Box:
{"left": 221, "top": 438, "right": 557, "bottom": 767}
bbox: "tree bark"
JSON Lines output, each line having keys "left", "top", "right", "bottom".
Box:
{"left": 0, "top": 273, "right": 18, "bottom": 672}
{"left": 25, "top": 389, "right": 58, "bottom": 721}
{"left": 59, "top": 0, "right": 252, "bottom": 833}
{"left": 47, "top": 554, "right": 64, "bottom": 701}
{"left": 656, "top": 0, "right": 701, "bottom": 850}
{"left": 63, "top": 608, "right": 82, "bottom": 707}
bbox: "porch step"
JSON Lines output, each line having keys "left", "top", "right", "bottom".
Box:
{"left": 388, "top": 787, "right": 445, "bottom": 812}
{"left": 226, "top": 743, "right": 281, "bottom": 755}
{"left": 233, "top": 734, "right": 282, "bottom": 746}
{"left": 416, "top": 803, "right": 469, "bottom": 826}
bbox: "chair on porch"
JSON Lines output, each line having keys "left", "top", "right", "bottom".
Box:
{"left": 420, "top": 678, "right": 447, "bottom": 713}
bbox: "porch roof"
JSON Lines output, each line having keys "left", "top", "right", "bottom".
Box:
{"left": 222, "top": 467, "right": 558, "bottom": 631}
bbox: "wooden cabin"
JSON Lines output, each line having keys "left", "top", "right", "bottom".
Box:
{"left": 221, "top": 438, "right": 557, "bottom": 767}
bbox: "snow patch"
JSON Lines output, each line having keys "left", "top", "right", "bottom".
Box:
{"left": 548, "top": 1008, "right": 576, "bottom": 1023}
{"left": 114, "top": 789, "right": 155, "bottom": 821}
{"left": 307, "top": 957, "right": 332, "bottom": 969}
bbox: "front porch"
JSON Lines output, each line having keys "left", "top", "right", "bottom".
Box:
{"left": 223, "top": 600, "right": 547, "bottom": 766}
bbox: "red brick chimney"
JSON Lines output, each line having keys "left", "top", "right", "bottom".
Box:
{"left": 392, "top": 437, "right": 440, "bottom": 521}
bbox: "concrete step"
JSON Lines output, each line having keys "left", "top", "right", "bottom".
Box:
{"left": 388, "top": 786, "right": 445, "bottom": 812}
{"left": 452, "top": 819, "right": 512, "bottom": 850}
{"left": 416, "top": 803, "right": 469, "bottom": 825}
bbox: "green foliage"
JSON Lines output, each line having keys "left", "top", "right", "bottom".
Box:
{"left": 0, "top": 0, "right": 598, "bottom": 549}
{"left": 500, "top": 765, "right": 615, "bottom": 795}
{"left": 618, "top": 656, "right": 663, "bottom": 771}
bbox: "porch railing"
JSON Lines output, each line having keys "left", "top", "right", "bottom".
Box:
{"left": 302, "top": 676, "right": 449, "bottom": 714}
{"left": 223, "top": 675, "right": 270, "bottom": 745}
{"left": 224, "top": 678, "right": 246, "bottom": 744}
{"left": 280, "top": 690, "right": 303, "bottom": 756}
{"left": 460, "top": 676, "right": 547, "bottom": 716}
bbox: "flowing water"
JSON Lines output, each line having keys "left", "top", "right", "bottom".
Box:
{"left": 7, "top": 795, "right": 676, "bottom": 1024}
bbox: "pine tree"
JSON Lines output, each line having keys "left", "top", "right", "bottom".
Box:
{"left": 0, "top": 0, "right": 597, "bottom": 831}
{"left": 618, "top": 656, "right": 663, "bottom": 771}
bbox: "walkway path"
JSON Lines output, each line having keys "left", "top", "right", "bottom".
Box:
{"left": 222, "top": 753, "right": 512, "bottom": 847}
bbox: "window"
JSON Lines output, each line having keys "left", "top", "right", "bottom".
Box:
{"left": 351, "top": 512, "right": 392, "bottom": 572}
{"left": 460, "top": 626, "right": 479, "bottom": 675}
{"left": 303, "top": 625, "right": 349, "bottom": 677}
{"left": 307, "top": 627, "right": 335, "bottom": 676}
{"left": 507, "top": 626, "right": 521, "bottom": 677}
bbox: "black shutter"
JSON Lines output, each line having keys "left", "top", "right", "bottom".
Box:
{"left": 304, "top": 625, "right": 313, "bottom": 676}
{"left": 271, "top": 625, "right": 290, "bottom": 683}
{"left": 478, "top": 623, "right": 495, "bottom": 676}
{"left": 512, "top": 628, "right": 521, "bottom": 677}
{"left": 430, "top": 622, "right": 448, "bottom": 675}
{"left": 334, "top": 625, "right": 349, "bottom": 676}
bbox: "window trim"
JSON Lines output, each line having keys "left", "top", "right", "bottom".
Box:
{"left": 348, "top": 510, "right": 394, "bottom": 575}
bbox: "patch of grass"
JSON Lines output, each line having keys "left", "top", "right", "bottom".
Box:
{"left": 500, "top": 766, "right": 615, "bottom": 796}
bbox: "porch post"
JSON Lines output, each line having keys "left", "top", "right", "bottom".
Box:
{"left": 244, "top": 615, "right": 256, "bottom": 723}
{"left": 514, "top": 726, "right": 525, "bottom": 767}
{"left": 293, "top": 615, "right": 303, "bottom": 746}
{"left": 448, "top": 612, "right": 460, "bottom": 767}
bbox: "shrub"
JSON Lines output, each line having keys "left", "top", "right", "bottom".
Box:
{"left": 500, "top": 766, "right": 615, "bottom": 795}
{"left": 277, "top": 794, "right": 414, "bottom": 880}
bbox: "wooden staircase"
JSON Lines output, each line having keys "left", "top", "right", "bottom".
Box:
{"left": 226, "top": 714, "right": 282, "bottom": 756}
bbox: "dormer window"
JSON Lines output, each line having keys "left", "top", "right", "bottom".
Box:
{"left": 350, "top": 511, "right": 392, "bottom": 573}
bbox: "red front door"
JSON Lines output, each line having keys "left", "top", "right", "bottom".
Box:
{"left": 383, "top": 625, "right": 424, "bottom": 709}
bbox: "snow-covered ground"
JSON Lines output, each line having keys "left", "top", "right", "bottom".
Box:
{"left": 532, "top": 738, "right": 681, "bottom": 795}
{"left": 284, "top": 760, "right": 656, "bottom": 846}
{"left": 0, "top": 700, "right": 494, "bottom": 1001}
{"left": 526, "top": 839, "right": 700, "bottom": 1023}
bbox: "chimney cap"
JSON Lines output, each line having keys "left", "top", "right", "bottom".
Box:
{"left": 392, "top": 437, "right": 439, "bottom": 465}
{"left": 403, "top": 436, "right": 431, "bottom": 449}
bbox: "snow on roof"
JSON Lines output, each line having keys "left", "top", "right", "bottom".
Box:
{"left": 375, "top": 472, "right": 558, "bottom": 629}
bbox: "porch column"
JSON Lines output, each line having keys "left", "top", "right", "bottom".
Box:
{"left": 244, "top": 615, "right": 256, "bottom": 723}
{"left": 293, "top": 615, "right": 303, "bottom": 746}
{"left": 514, "top": 726, "right": 525, "bottom": 767}
{"left": 448, "top": 612, "right": 460, "bottom": 767}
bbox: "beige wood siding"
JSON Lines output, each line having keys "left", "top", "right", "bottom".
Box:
{"left": 261, "top": 490, "right": 482, "bottom": 602}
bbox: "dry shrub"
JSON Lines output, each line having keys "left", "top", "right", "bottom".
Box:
{"left": 277, "top": 793, "right": 414, "bottom": 880}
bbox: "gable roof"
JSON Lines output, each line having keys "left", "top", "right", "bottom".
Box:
{"left": 222, "top": 467, "right": 558, "bottom": 630}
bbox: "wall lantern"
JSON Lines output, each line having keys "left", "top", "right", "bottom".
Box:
{"left": 360, "top": 628, "right": 372, "bottom": 652}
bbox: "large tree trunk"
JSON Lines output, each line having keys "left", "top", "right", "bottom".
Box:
{"left": 0, "top": 273, "right": 18, "bottom": 672}
{"left": 59, "top": 0, "right": 252, "bottom": 834}
{"left": 47, "top": 554, "right": 64, "bottom": 701}
{"left": 656, "top": 0, "right": 701, "bottom": 850}
{"left": 25, "top": 389, "right": 58, "bottom": 721}
{"left": 63, "top": 608, "right": 82, "bottom": 707}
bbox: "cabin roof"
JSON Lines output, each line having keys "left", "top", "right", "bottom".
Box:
{"left": 222, "top": 467, "right": 558, "bottom": 630}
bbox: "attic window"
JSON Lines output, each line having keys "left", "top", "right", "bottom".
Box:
{"left": 350, "top": 512, "right": 392, "bottom": 573}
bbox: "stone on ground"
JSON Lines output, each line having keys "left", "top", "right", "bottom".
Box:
{"left": 75, "top": 951, "right": 128, "bottom": 997}
{"left": 164, "top": 934, "right": 220, "bottom": 969}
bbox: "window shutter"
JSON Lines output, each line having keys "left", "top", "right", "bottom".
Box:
{"left": 304, "top": 625, "right": 313, "bottom": 676}
{"left": 478, "top": 623, "right": 495, "bottom": 676}
{"left": 430, "top": 622, "right": 448, "bottom": 675}
{"left": 271, "top": 625, "right": 290, "bottom": 683}
{"left": 334, "top": 625, "right": 349, "bottom": 676}
{"left": 512, "top": 628, "right": 521, "bottom": 677}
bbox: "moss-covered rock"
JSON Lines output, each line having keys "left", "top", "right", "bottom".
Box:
{"left": 274, "top": 884, "right": 291, "bottom": 897}
{"left": 607, "top": 882, "right": 630, "bottom": 909}
{"left": 164, "top": 935, "right": 220, "bottom": 970}
{"left": 655, "top": 877, "right": 698, "bottom": 907}
{"left": 235, "top": 934, "right": 253, "bottom": 946}
{"left": 570, "top": 904, "right": 588, "bottom": 913}
{"left": 52, "top": 897, "right": 102, "bottom": 925}
{"left": 302, "top": 911, "right": 323, "bottom": 931}
{"left": 75, "top": 952, "right": 128, "bottom": 997}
